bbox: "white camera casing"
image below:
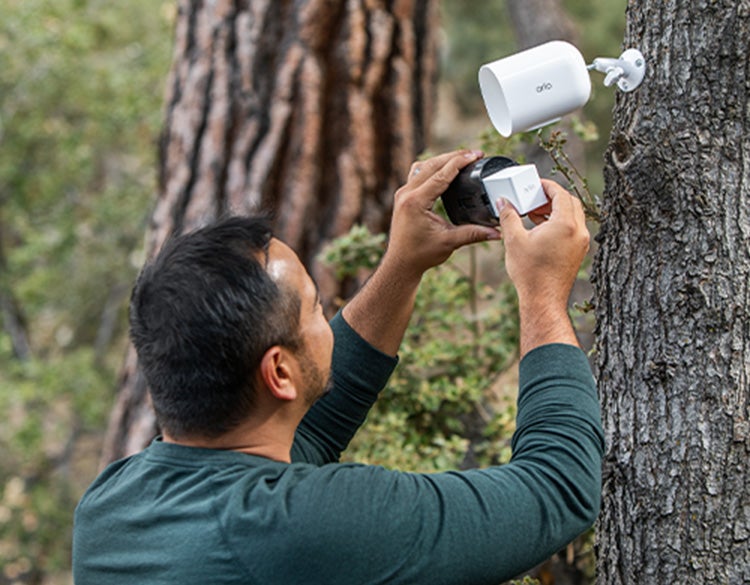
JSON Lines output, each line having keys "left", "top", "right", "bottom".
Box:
{"left": 482, "top": 164, "right": 547, "bottom": 216}
{"left": 479, "top": 41, "right": 592, "bottom": 137}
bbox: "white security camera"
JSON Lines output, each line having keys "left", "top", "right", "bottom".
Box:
{"left": 479, "top": 40, "right": 646, "bottom": 137}
{"left": 440, "top": 40, "right": 646, "bottom": 223}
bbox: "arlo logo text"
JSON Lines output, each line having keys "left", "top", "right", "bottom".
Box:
{"left": 536, "top": 82, "right": 553, "bottom": 93}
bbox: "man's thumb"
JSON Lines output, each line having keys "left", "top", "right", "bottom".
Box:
{"left": 496, "top": 198, "right": 523, "bottom": 237}
{"left": 448, "top": 224, "right": 501, "bottom": 250}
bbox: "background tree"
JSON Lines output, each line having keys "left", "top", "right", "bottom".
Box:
{"left": 593, "top": 1, "right": 750, "bottom": 581}
{"left": 102, "top": 0, "right": 441, "bottom": 464}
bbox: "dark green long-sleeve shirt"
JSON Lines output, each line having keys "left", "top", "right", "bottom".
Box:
{"left": 73, "top": 313, "right": 604, "bottom": 584}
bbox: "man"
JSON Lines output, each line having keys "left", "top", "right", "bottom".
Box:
{"left": 73, "top": 150, "right": 603, "bottom": 584}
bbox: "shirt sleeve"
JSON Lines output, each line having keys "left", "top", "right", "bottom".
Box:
{"left": 236, "top": 343, "right": 604, "bottom": 585}
{"left": 291, "top": 310, "right": 399, "bottom": 465}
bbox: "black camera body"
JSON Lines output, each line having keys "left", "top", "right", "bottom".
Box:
{"left": 440, "top": 156, "right": 518, "bottom": 227}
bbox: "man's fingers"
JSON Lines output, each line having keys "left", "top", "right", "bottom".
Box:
{"left": 408, "top": 150, "right": 482, "bottom": 190}
{"left": 408, "top": 152, "right": 454, "bottom": 182}
{"left": 541, "top": 179, "right": 587, "bottom": 227}
{"left": 496, "top": 198, "right": 525, "bottom": 241}
{"left": 527, "top": 200, "right": 552, "bottom": 225}
{"left": 408, "top": 150, "right": 483, "bottom": 209}
{"left": 541, "top": 179, "right": 569, "bottom": 207}
{"left": 543, "top": 179, "right": 577, "bottom": 215}
{"left": 445, "top": 224, "right": 501, "bottom": 250}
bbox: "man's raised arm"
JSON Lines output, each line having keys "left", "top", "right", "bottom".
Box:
{"left": 286, "top": 178, "right": 604, "bottom": 583}
{"left": 342, "top": 149, "right": 501, "bottom": 356}
{"left": 293, "top": 150, "right": 500, "bottom": 463}
{"left": 496, "top": 178, "right": 590, "bottom": 355}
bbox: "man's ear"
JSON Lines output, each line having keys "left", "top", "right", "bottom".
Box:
{"left": 258, "top": 346, "right": 298, "bottom": 402}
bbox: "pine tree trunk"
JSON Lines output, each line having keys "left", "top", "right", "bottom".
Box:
{"left": 101, "top": 0, "right": 439, "bottom": 465}
{"left": 593, "top": 1, "right": 750, "bottom": 582}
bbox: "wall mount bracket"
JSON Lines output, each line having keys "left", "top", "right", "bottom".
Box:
{"left": 588, "top": 48, "right": 646, "bottom": 93}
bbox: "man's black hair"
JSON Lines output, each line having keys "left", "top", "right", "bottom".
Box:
{"left": 129, "top": 215, "right": 302, "bottom": 439}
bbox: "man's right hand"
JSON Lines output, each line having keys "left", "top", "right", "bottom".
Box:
{"left": 497, "top": 179, "right": 590, "bottom": 355}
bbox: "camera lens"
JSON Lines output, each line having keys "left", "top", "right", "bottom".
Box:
{"left": 440, "top": 156, "right": 518, "bottom": 226}
{"left": 477, "top": 156, "right": 516, "bottom": 179}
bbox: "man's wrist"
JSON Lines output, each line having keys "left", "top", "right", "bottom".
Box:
{"left": 517, "top": 296, "right": 579, "bottom": 357}
{"left": 378, "top": 250, "right": 425, "bottom": 288}
{"left": 341, "top": 253, "right": 423, "bottom": 357}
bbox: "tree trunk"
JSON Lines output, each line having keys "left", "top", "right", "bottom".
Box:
{"left": 101, "top": 0, "right": 439, "bottom": 465}
{"left": 593, "top": 1, "right": 750, "bottom": 582}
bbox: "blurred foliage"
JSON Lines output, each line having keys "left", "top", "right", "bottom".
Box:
{"left": 319, "top": 225, "right": 387, "bottom": 280}
{"left": 0, "top": 0, "right": 172, "bottom": 581}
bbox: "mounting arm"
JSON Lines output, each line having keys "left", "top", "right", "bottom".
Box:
{"left": 588, "top": 49, "right": 646, "bottom": 93}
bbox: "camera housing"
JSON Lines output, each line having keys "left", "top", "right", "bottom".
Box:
{"left": 441, "top": 157, "right": 515, "bottom": 226}
{"left": 479, "top": 41, "right": 591, "bottom": 137}
{"left": 441, "top": 156, "right": 547, "bottom": 226}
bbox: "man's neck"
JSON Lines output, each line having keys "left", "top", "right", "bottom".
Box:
{"left": 162, "top": 421, "right": 297, "bottom": 463}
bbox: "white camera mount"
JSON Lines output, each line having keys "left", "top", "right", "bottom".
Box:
{"left": 588, "top": 48, "right": 646, "bottom": 93}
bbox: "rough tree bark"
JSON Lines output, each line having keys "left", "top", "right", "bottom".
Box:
{"left": 101, "top": 0, "right": 440, "bottom": 465}
{"left": 593, "top": 1, "right": 750, "bottom": 582}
